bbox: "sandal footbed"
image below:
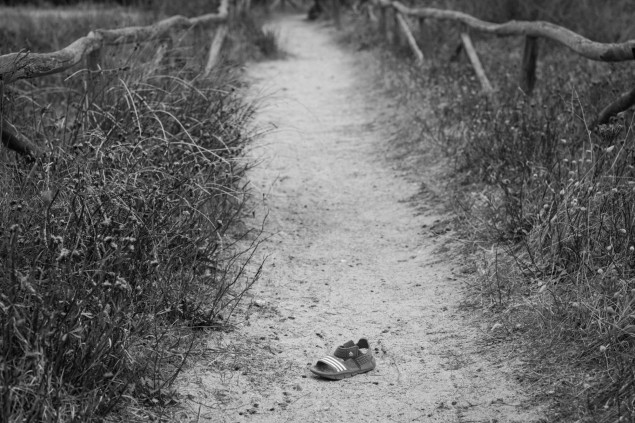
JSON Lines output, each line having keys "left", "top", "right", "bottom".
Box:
{"left": 310, "top": 353, "right": 375, "bottom": 380}
{"left": 309, "top": 365, "right": 373, "bottom": 380}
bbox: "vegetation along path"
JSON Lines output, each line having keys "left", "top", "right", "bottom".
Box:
{"left": 179, "top": 14, "right": 542, "bottom": 422}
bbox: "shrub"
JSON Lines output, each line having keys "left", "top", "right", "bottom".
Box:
{"left": 429, "top": 39, "right": 635, "bottom": 422}
{"left": 0, "top": 7, "right": 267, "bottom": 422}
{"left": 344, "top": 2, "right": 635, "bottom": 420}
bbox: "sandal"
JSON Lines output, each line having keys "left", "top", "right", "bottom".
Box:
{"left": 310, "top": 338, "right": 376, "bottom": 380}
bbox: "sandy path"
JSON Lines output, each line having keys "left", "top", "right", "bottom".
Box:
{"left": 178, "top": 15, "right": 542, "bottom": 423}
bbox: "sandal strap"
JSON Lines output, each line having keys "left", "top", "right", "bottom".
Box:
{"left": 334, "top": 339, "right": 372, "bottom": 359}
{"left": 318, "top": 355, "right": 348, "bottom": 372}
{"left": 334, "top": 340, "right": 358, "bottom": 359}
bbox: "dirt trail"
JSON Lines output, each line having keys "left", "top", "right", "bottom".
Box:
{"left": 178, "top": 15, "right": 542, "bottom": 422}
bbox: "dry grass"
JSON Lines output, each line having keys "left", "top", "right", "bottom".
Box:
{"left": 342, "top": 3, "right": 635, "bottom": 422}
{"left": 0, "top": 4, "right": 281, "bottom": 422}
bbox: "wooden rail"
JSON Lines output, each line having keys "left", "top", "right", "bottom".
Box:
{"left": 367, "top": 0, "right": 635, "bottom": 125}
{"left": 0, "top": 0, "right": 229, "bottom": 159}
{"left": 0, "top": 0, "right": 228, "bottom": 84}
{"left": 387, "top": 1, "right": 635, "bottom": 62}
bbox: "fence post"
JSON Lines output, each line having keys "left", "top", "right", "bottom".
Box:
{"left": 267, "top": 0, "right": 281, "bottom": 14}
{"left": 85, "top": 48, "right": 101, "bottom": 87}
{"left": 86, "top": 49, "right": 100, "bottom": 71}
{"left": 331, "top": 0, "right": 341, "bottom": 28}
{"left": 460, "top": 32, "right": 494, "bottom": 96}
{"left": 367, "top": 4, "right": 378, "bottom": 23}
{"left": 418, "top": 17, "right": 431, "bottom": 56}
{"left": 379, "top": 5, "right": 387, "bottom": 41}
{"left": 204, "top": 24, "right": 228, "bottom": 75}
{"left": 235, "top": 0, "right": 245, "bottom": 16}
{"left": 286, "top": 0, "right": 300, "bottom": 9}
{"left": 385, "top": 7, "right": 395, "bottom": 43}
{"left": 396, "top": 13, "right": 424, "bottom": 64}
{"left": 384, "top": 6, "right": 391, "bottom": 42}
{"left": 84, "top": 47, "right": 101, "bottom": 115}
{"left": 392, "top": 7, "right": 401, "bottom": 47}
{"left": 520, "top": 36, "right": 538, "bottom": 95}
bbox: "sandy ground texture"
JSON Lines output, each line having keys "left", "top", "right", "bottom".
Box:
{"left": 177, "top": 14, "right": 544, "bottom": 423}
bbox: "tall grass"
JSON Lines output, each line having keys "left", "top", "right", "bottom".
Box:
{"left": 0, "top": 5, "right": 276, "bottom": 421}
{"left": 344, "top": 3, "right": 635, "bottom": 421}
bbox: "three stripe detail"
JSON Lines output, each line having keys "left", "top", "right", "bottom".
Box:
{"left": 320, "top": 355, "right": 347, "bottom": 372}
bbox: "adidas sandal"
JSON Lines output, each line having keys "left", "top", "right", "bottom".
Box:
{"left": 310, "top": 338, "right": 376, "bottom": 380}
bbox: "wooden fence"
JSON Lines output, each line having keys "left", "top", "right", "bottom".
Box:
{"left": 2, "top": 0, "right": 635, "bottom": 158}
{"left": 356, "top": 0, "right": 635, "bottom": 126}
{"left": 0, "top": 0, "right": 230, "bottom": 159}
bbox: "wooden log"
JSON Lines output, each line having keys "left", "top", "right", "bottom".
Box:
{"left": 0, "top": 0, "right": 229, "bottom": 83}
{"left": 396, "top": 12, "right": 424, "bottom": 64}
{"left": 460, "top": 32, "right": 494, "bottom": 95}
{"left": 386, "top": 0, "right": 635, "bottom": 62}
{"left": 1, "top": 119, "right": 42, "bottom": 159}
{"left": 101, "top": 11, "right": 226, "bottom": 44}
{"left": 0, "top": 35, "right": 103, "bottom": 84}
{"left": 520, "top": 36, "right": 538, "bottom": 95}
{"left": 417, "top": 16, "right": 434, "bottom": 57}
{"left": 204, "top": 24, "right": 228, "bottom": 75}
{"left": 595, "top": 86, "right": 635, "bottom": 126}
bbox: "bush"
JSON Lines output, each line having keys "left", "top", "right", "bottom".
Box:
{"left": 344, "top": 2, "right": 635, "bottom": 420}
{"left": 430, "top": 41, "right": 635, "bottom": 423}
{"left": 0, "top": 7, "right": 268, "bottom": 422}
